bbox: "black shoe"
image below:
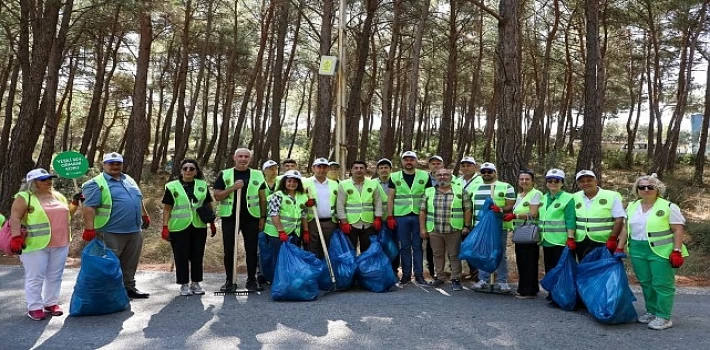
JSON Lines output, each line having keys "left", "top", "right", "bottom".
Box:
{"left": 257, "top": 275, "right": 267, "bottom": 285}
{"left": 415, "top": 276, "right": 428, "bottom": 285}
{"left": 220, "top": 280, "right": 235, "bottom": 292}
{"left": 399, "top": 276, "right": 411, "bottom": 285}
{"left": 451, "top": 279, "right": 463, "bottom": 291}
{"left": 547, "top": 301, "right": 560, "bottom": 309}
{"left": 246, "top": 278, "right": 264, "bottom": 292}
{"left": 429, "top": 278, "right": 444, "bottom": 287}
{"left": 126, "top": 288, "right": 150, "bottom": 299}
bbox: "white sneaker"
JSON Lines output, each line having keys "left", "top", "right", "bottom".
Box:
{"left": 648, "top": 317, "right": 673, "bottom": 330}
{"left": 637, "top": 312, "right": 655, "bottom": 324}
{"left": 180, "top": 284, "right": 193, "bottom": 296}
{"left": 473, "top": 280, "right": 488, "bottom": 289}
{"left": 190, "top": 282, "right": 205, "bottom": 295}
{"left": 498, "top": 283, "right": 512, "bottom": 293}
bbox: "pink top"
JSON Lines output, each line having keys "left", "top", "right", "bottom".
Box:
{"left": 40, "top": 195, "right": 70, "bottom": 247}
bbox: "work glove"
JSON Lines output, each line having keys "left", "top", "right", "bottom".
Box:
{"left": 82, "top": 229, "right": 96, "bottom": 241}
{"left": 141, "top": 215, "right": 151, "bottom": 230}
{"left": 669, "top": 251, "right": 684, "bottom": 268}
{"left": 615, "top": 247, "right": 625, "bottom": 254}
{"left": 373, "top": 217, "right": 382, "bottom": 231}
{"left": 210, "top": 222, "right": 217, "bottom": 237}
{"left": 386, "top": 216, "right": 397, "bottom": 230}
{"left": 489, "top": 204, "right": 502, "bottom": 213}
{"left": 606, "top": 235, "right": 618, "bottom": 252}
{"left": 161, "top": 226, "right": 170, "bottom": 241}
{"left": 565, "top": 237, "right": 576, "bottom": 250}
{"left": 278, "top": 230, "right": 288, "bottom": 242}
{"left": 340, "top": 221, "right": 351, "bottom": 235}
{"left": 302, "top": 230, "right": 311, "bottom": 245}
{"left": 71, "top": 193, "right": 85, "bottom": 206}
{"left": 10, "top": 236, "right": 26, "bottom": 255}
{"left": 305, "top": 198, "right": 316, "bottom": 207}
{"left": 502, "top": 213, "right": 515, "bottom": 222}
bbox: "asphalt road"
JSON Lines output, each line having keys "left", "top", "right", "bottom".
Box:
{"left": 1, "top": 265, "right": 709, "bottom": 350}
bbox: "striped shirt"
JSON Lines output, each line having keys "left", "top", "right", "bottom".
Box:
{"left": 471, "top": 181, "right": 515, "bottom": 225}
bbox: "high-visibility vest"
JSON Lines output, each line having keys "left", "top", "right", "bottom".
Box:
{"left": 14, "top": 191, "right": 70, "bottom": 253}
{"left": 626, "top": 199, "right": 689, "bottom": 258}
{"left": 302, "top": 177, "right": 338, "bottom": 222}
{"left": 512, "top": 188, "right": 543, "bottom": 228}
{"left": 454, "top": 174, "right": 483, "bottom": 194}
{"left": 340, "top": 179, "right": 378, "bottom": 224}
{"left": 424, "top": 186, "right": 464, "bottom": 232}
{"left": 377, "top": 181, "right": 389, "bottom": 209}
{"left": 83, "top": 173, "right": 138, "bottom": 229}
{"left": 263, "top": 191, "right": 307, "bottom": 237}
{"left": 218, "top": 168, "right": 264, "bottom": 218}
{"left": 165, "top": 179, "right": 208, "bottom": 231}
{"left": 574, "top": 189, "right": 621, "bottom": 242}
{"left": 0, "top": 213, "right": 5, "bottom": 227}
{"left": 470, "top": 181, "right": 513, "bottom": 229}
{"left": 263, "top": 179, "right": 278, "bottom": 199}
{"left": 539, "top": 191, "right": 573, "bottom": 246}
{"left": 391, "top": 170, "right": 429, "bottom": 216}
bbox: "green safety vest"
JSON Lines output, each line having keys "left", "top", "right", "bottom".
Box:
{"left": 470, "top": 181, "right": 513, "bottom": 229}
{"left": 574, "top": 189, "right": 621, "bottom": 243}
{"left": 377, "top": 181, "right": 389, "bottom": 209}
{"left": 626, "top": 199, "right": 689, "bottom": 258}
{"left": 83, "top": 173, "right": 138, "bottom": 229}
{"left": 424, "top": 186, "right": 465, "bottom": 232}
{"left": 340, "top": 179, "right": 378, "bottom": 224}
{"left": 218, "top": 168, "right": 264, "bottom": 218}
{"left": 512, "top": 188, "right": 542, "bottom": 228}
{"left": 539, "top": 191, "right": 573, "bottom": 246}
{"left": 263, "top": 191, "right": 307, "bottom": 237}
{"left": 303, "top": 177, "right": 338, "bottom": 222}
{"left": 165, "top": 179, "right": 208, "bottom": 232}
{"left": 15, "top": 191, "right": 70, "bottom": 253}
{"left": 263, "top": 178, "right": 278, "bottom": 199}
{"left": 454, "top": 174, "right": 483, "bottom": 194}
{"left": 0, "top": 213, "right": 5, "bottom": 227}
{"left": 391, "top": 170, "right": 429, "bottom": 216}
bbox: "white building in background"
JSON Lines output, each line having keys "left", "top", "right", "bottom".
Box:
{"left": 691, "top": 114, "right": 710, "bottom": 156}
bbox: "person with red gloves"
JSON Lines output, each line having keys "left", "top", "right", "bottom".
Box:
{"left": 82, "top": 152, "right": 152, "bottom": 299}
{"left": 467, "top": 162, "right": 516, "bottom": 292}
{"left": 617, "top": 174, "right": 688, "bottom": 330}
{"left": 302, "top": 158, "right": 339, "bottom": 259}
{"left": 510, "top": 169, "right": 543, "bottom": 299}
{"left": 571, "top": 170, "right": 626, "bottom": 262}
{"left": 375, "top": 158, "right": 400, "bottom": 275}
{"left": 9, "top": 168, "right": 78, "bottom": 320}
{"left": 418, "top": 168, "right": 471, "bottom": 291}
{"left": 161, "top": 159, "right": 214, "bottom": 296}
{"left": 336, "top": 160, "right": 383, "bottom": 254}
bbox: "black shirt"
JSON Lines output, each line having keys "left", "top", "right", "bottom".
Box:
{"left": 161, "top": 179, "right": 214, "bottom": 206}
{"left": 214, "top": 168, "right": 259, "bottom": 220}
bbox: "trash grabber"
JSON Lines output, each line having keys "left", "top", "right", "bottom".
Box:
{"left": 215, "top": 188, "right": 256, "bottom": 296}
{"left": 308, "top": 188, "right": 336, "bottom": 289}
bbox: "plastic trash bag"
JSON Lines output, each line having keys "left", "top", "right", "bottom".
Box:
{"left": 540, "top": 247, "right": 578, "bottom": 311}
{"left": 458, "top": 198, "right": 503, "bottom": 273}
{"left": 272, "top": 241, "right": 324, "bottom": 301}
{"left": 258, "top": 232, "right": 276, "bottom": 282}
{"left": 70, "top": 239, "right": 130, "bottom": 316}
{"left": 318, "top": 229, "right": 356, "bottom": 290}
{"left": 378, "top": 228, "right": 399, "bottom": 262}
{"left": 355, "top": 237, "right": 397, "bottom": 293}
{"left": 576, "top": 247, "right": 638, "bottom": 324}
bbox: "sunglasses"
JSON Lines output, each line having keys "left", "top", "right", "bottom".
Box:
{"left": 106, "top": 162, "right": 122, "bottom": 166}
{"left": 637, "top": 185, "right": 656, "bottom": 191}
{"left": 481, "top": 170, "right": 495, "bottom": 174}
{"left": 546, "top": 178, "right": 561, "bottom": 184}
{"left": 37, "top": 178, "right": 53, "bottom": 182}
{"left": 182, "top": 166, "right": 196, "bottom": 171}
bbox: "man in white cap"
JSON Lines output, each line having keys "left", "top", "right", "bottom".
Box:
{"left": 262, "top": 160, "right": 279, "bottom": 198}
{"left": 82, "top": 152, "right": 152, "bottom": 299}
{"left": 327, "top": 161, "right": 342, "bottom": 182}
{"left": 387, "top": 151, "right": 432, "bottom": 285}
{"left": 425, "top": 155, "right": 444, "bottom": 278}
{"left": 303, "top": 157, "right": 338, "bottom": 258}
{"left": 571, "top": 170, "right": 625, "bottom": 261}
{"left": 469, "top": 162, "right": 515, "bottom": 292}
{"left": 455, "top": 156, "right": 482, "bottom": 192}
{"left": 427, "top": 155, "right": 444, "bottom": 186}
{"left": 376, "top": 158, "right": 400, "bottom": 273}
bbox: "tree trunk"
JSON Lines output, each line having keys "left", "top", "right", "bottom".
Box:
{"left": 693, "top": 53, "right": 710, "bottom": 186}
{"left": 438, "top": 0, "right": 458, "bottom": 165}
{"left": 403, "top": 0, "right": 431, "bottom": 152}
{"left": 312, "top": 0, "right": 334, "bottom": 160}
{"left": 0, "top": 59, "right": 20, "bottom": 167}
{"left": 379, "top": 0, "right": 402, "bottom": 160}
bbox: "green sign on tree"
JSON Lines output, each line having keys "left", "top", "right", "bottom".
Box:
{"left": 52, "top": 151, "right": 89, "bottom": 179}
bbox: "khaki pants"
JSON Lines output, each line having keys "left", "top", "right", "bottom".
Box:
{"left": 429, "top": 231, "right": 463, "bottom": 280}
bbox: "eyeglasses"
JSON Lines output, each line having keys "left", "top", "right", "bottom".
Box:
{"left": 37, "top": 178, "right": 53, "bottom": 182}
{"left": 637, "top": 185, "right": 656, "bottom": 191}
{"left": 481, "top": 170, "right": 494, "bottom": 175}
{"left": 436, "top": 174, "right": 452, "bottom": 177}
{"left": 182, "top": 166, "right": 196, "bottom": 171}
{"left": 546, "top": 178, "right": 561, "bottom": 184}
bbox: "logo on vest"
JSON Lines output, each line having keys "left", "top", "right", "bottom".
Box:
{"left": 498, "top": 192, "right": 504, "bottom": 197}
{"left": 300, "top": 204, "right": 305, "bottom": 209}
{"left": 554, "top": 203, "right": 561, "bottom": 208}
{"left": 347, "top": 189, "right": 353, "bottom": 195}
{"left": 198, "top": 187, "right": 205, "bottom": 192}
{"left": 656, "top": 210, "right": 665, "bottom": 217}
{"left": 418, "top": 180, "right": 425, "bottom": 185}
{"left": 28, "top": 206, "right": 35, "bottom": 214}
{"left": 252, "top": 180, "right": 258, "bottom": 186}
{"left": 366, "top": 188, "right": 373, "bottom": 193}
{"left": 173, "top": 191, "right": 179, "bottom": 198}
{"left": 599, "top": 199, "right": 608, "bottom": 205}
{"left": 284, "top": 199, "right": 292, "bottom": 205}
{"left": 576, "top": 203, "right": 582, "bottom": 209}
{"left": 396, "top": 181, "right": 402, "bottom": 186}
{"left": 523, "top": 202, "right": 529, "bottom": 207}
{"left": 456, "top": 193, "right": 462, "bottom": 199}
{"left": 333, "top": 190, "right": 338, "bottom": 196}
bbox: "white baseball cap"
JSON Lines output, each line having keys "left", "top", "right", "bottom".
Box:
{"left": 312, "top": 157, "right": 329, "bottom": 166}
{"left": 545, "top": 168, "right": 565, "bottom": 179}
{"left": 575, "top": 170, "right": 597, "bottom": 181}
{"left": 401, "top": 151, "right": 418, "bottom": 159}
{"left": 460, "top": 156, "right": 476, "bottom": 164}
{"left": 262, "top": 160, "right": 278, "bottom": 171}
{"left": 428, "top": 155, "right": 443, "bottom": 162}
{"left": 103, "top": 152, "right": 124, "bottom": 163}
{"left": 377, "top": 158, "right": 393, "bottom": 167}
{"left": 328, "top": 161, "right": 340, "bottom": 167}
{"left": 283, "top": 170, "right": 302, "bottom": 179}
{"left": 26, "top": 168, "right": 57, "bottom": 182}
{"left": 480, "top": 162, "right": 497, "bottom": 172}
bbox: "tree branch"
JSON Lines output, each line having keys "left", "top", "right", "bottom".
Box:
{"left": 467, "top": 0, "right": 503, "bottom": 23}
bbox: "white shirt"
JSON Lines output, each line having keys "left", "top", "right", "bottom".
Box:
{"left": 312, "top": 177, "right": 333, "bottom": 219}
{"left": 580, "top": 188, "right": 626, "bottom": 218}
{"left": 513, "top": 191, "right": 542, "bottom": 211}
{"left": 629, "top": 202, "right": 685, "bottom": 241}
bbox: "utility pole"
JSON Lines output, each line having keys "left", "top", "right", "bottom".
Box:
{"left": 335, "top": 0, "right": 347, "bottom": 172}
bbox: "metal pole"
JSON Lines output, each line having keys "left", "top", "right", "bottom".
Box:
{"left": 336, "top": 0, "right": 347, "bottom": 171}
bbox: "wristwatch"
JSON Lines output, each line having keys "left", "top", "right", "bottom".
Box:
{"left": 673, "top": 248, "right": 681, "bottom": 252}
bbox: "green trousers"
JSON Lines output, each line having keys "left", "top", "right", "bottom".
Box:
{"left": 629, "top": 239, "right": 676, "bottom": 319}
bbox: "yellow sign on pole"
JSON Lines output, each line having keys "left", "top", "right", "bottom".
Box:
{"left": 319, "top": 56, "right": 338, "bottom": 76}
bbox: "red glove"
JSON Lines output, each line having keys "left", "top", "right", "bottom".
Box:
{"left": 669, "top": 250, "right": 684, "bottom": 268}
{"left": 279, "top": 230, "right": 288, "bottom": 242}
{"left": 302, "top": 230, "right": 311, "bottom": 244}
{"left": 615, "top": 247, "right": 625, "bottom": 254}
{"left": 386, "top": 216, "right": 397, "bottom": 230}
{"left": 82, "top": 229, "right": 96, "bottom": 241}
{"left": 566, "top": 237, "right": 576, "bottom": 250}
{"left": 490, "top": 205, "right": 502, "bottom": 213}
{"left": 141, "top": 215, "right": 151, "bottom": 229}
{"left": 606, "top": 236, "right": 618, "bottom": 252}
{"left": 502, "top": 213, "right": 515, "bottom": 222}
{"left": 161, "top": 226, "right": 170, "bottom": 241}
{"left": 340, "top": 222, "right": 351, "bottom": 235}
{"left": 373, "top": 217, "right": 382, "bottom": 231}
{"left": 10, "top": 236, "right": 25, "bottom": 254}
{"left": 305, "top": 198, "right": 316, "bottom": 207}
{"left": 210, "top": 222, "right": 217, "bottom": 237}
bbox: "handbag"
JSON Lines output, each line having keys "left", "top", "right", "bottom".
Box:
{"left": 511, "top": 214, "right": 540, "bottom": 244}
{"left": 195, "top": 201, "right": 216, "bottom": 223}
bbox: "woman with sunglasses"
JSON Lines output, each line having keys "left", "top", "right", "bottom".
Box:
{"left": 506, "top": 169, "right": 542, "bottom": 298}
{"left": 161, "top": 159, "right": 216, "bottom": 296}
{"left": 617, "top": 174, "right": 688, "bottom": 330}
{"left": 8, "top": 168, "right": 80, "bottom": 320}
{"left": 537, "top": 169, "right": 576, "bottom": 306}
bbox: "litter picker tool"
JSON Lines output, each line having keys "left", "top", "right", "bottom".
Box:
{"left": 309, "top": 188, "right": 337, "bottom": 291}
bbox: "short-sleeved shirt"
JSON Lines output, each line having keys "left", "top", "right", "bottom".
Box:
{"left": 579, "top": 188, "right": 626, "bottom": 219}
{"left": 161, "top": 180, "right": 214, "bottom": 206}
{"left": 213, "top": 168, "right": 253, "bottom": 220}
{"left": 629, "top": 202, "right": 684, "bottom": 241}
{"left": 388, "top": 172, "right": 433, "bottom": 216}
{"left": 83, "top": 172, "right": 143, "bottom": 233}
{"left": 43, "top": 194, "right": 70, "bottom": 247}
{"left": 512, "top": 191, "right": 542, "bottom": 212}
{"left": 471, "top": 181, "right": 515, "bottom": 225}
{"left": 541, "top": 191, "right": 577, "bottom": 247}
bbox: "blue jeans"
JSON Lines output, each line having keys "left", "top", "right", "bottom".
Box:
{"left": 396, "top": 215, "right": 423, "bottom": 278}
{"left": 478, "top": 229, "right": 509, "bottom": 284}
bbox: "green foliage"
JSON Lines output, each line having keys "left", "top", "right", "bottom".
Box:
{"left": 686, "top": 221, "right": 710, "bottom": 256}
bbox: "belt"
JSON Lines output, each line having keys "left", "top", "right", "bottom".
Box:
{"left": 318, "top": 218, "right": 333, "bottom": 222}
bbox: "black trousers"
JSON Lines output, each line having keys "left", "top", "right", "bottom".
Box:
{"left": 222, "top": 217, "right": 259, "bottom": 281}
{"left": 542, "top": 245, "right": 565, "bottom": 273}
{"left": 348, "top": 226, "right": 376, "bottom": 254}
{"left": 425, "top": 237, "right": 435, "bottom": 277}
{"left": 170, "top": 224, "right": 207, "bottom": 284}
{"left": 575, "top": 237, "right": 605, "bottom": 262}
{"left": 514, "top": 242, "right": 540, "bottom": 296}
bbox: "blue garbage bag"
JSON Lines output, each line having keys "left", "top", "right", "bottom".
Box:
{"left": 318, "top": 230, "right": 357, "bottom": 290}
{"left": 355, "top": 237, "right": 397, "bottom": 293}
{"left": 540, "top": 247, "right": 578, "bottom": 311}
{"left": 576, "top": 247, "right": 638, "bottom": 324}
{"left": 378, "top": 228, "right": 398, "bottom": 262}
{"left": 258, "top": 232, "right": 275, "bottom": 282}
{"left": 272, "top": 242, "right": 324, "bottom": 301}
{"left": 458, "top": 198, "right": 503, "bottom": 273}
{"left": 70, "top": 239, "right": 130, "bottom": 316}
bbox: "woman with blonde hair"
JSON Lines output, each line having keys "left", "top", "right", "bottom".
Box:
{"left": 617, "top": 174, "right": 688, "bottom": 330}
